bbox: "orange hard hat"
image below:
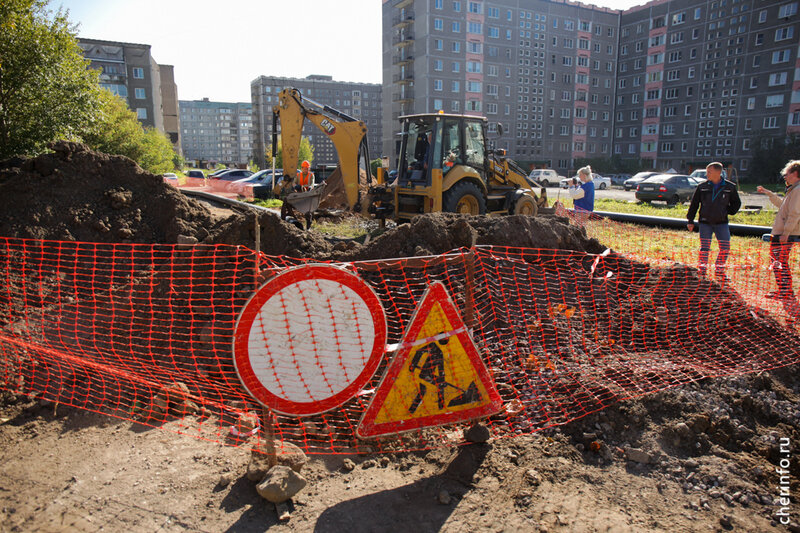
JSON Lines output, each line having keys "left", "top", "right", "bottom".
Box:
{"left": 301, "top": 160, "right": 310, "bottom": 169}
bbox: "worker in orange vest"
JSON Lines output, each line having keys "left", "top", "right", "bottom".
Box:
{"left": 294, "top": 160, "right": 314, "bottom": 191}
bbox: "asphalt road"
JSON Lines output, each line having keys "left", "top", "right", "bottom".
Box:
{"left": 542, "top": 186, "right": 774, "bottom": 210}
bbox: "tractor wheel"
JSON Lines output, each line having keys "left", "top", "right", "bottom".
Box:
{"left": 513, "top": 194, "right": 538, "bottom": 216}
{"left": 443, "top": 181, "right": 486, "bottom": 215}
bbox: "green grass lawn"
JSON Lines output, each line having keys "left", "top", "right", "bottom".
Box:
{"left": 590, "top": 198, "right": 776, "bottom": 227}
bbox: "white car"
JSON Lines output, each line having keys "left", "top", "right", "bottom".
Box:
{"left": 162, "top": 173, "right": 179, "bottom": 186}
{"left": 559, "top": 173, "right": 610, "bottom": 190}
{"left": 527, "top": 169, "right": 565, "bottom": 187}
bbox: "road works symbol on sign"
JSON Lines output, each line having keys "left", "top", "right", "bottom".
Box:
{"left": 357, "top": 282, "right": 502, "bottom": 438}
{"left": 233, "top": 264, "right": 387, "bottom": 417}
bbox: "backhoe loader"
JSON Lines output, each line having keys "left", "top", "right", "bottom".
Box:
{"left": 271, "top": 89, "right": 547, "bottom": 224}
{"left": 389, "top": 112, "right": 548, "bottom": 221}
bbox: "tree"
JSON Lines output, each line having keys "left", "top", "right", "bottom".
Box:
{"left": 748, "top": 132, "right": 800, "bottom": 183}
{"left": 82, "top": 89, "right": 176, "bottom": 174}
{"left": 0, "top": 0, "right": 103, "bottom": 159}
{"left": 264, "top": 136, "right": 314, "bottom": 169}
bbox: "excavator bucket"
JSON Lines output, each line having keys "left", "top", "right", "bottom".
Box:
{"left": 318, "top": 167, "right": 348, "bottom": 210}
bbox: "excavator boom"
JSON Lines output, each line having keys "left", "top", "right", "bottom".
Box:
{"left": 273, "top": 88, "right": 372, "bottom": 211}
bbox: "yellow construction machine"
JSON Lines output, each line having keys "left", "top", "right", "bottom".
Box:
{"left": 271, "top": 89, "right": 547, "bottom": 225}
{"left": 390, "top": 112, "right": 547, "bottom": 221}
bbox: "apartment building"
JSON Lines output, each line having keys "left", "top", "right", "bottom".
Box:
{"left": 179, "top": 99, "right": 254, "bottom": 166}
{"left": 383, "top": 0, "right": 799, "bottom": 177}
{"left": 382, "top": 0, "right": 618, "bottom": 175}
{"left": 78, "top": 38, "right": 181, "bottom": 154}
{"left": 617, "top": 0, "right": 799, "bottom": 175}
{"left": 251, "top": 75, "right": 382, "bottom": 168}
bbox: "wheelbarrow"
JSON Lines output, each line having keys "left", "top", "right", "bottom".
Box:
{"left": 281, "top": 183, "right": 326, "bottom": 230}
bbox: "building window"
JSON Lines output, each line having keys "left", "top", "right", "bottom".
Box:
{"left": 772, "top": 50, "right": 791, "bottom": 64}
{"left": 433, "top": 99, "right": 443, "bottom": 110}
{"left": 434, "top": 18, "right": 443, "bottom": 31}
{"left": 770, "top": 72, "right": 788, "bottom": 86}
{"left": 776, "top": 27, "right": 795, "bottom": 42}
{"left": 778, "top": 3, "right": 798, "bottom": 18}
{"left": 434, "top": 80, "right": 443, "bottom": 91}
{"left": 136, "top": 108, "right": 147, "bottom": 119}
{"left": 132, "top": 67, "right": 144, "bottom": 79}
{"left": 435, "top": 0, "right": 443, "bottom": 8}
{"left": 766, "top": 95, "right": 784, "bottom": 108}
{"left": 435, "top": 39, "right": 443, "bottom": 50}
{"left": 764, "top": 116, "right": 778, "bottom": 128}
{"left": 452, "top": 21, "right": 461, "bottom": 32}
{"left": 134, "top": 88, "right": 145, "bottom": 99}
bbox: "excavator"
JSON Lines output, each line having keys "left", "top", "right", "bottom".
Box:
{"left": 271, "top": 88, "right": 547, "bottom": 225}
{"left": 390, "top": 112, "right": 547, "bottom": 221}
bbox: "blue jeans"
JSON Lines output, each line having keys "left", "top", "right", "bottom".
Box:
{"left": 698, "top": 223, "right": 731, "bottom": 276}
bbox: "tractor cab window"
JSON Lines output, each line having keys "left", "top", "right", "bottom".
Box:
{"left": 441, "top": 119, "right": 462, "bottom": 173}
{"left": 465, "top": 121, "right": 486, "bottom": 171}
{"left": 404, "top": 121, "right": 434, "bottom": 183}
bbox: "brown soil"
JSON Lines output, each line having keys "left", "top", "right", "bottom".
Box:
{"left": 1, "top": 144, "right": 799, "bottom": 532}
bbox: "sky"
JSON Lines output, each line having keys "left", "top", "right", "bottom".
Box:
{"left": 53, "top": 0, "right": 648, "bottom": 104}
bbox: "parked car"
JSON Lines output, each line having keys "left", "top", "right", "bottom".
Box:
{"left": 635, "top": 174, "right": 695, "bottom": 205}
{"left": 527, "top": 169, "right": 565, "bottom": 187}
{"left": 162, "top": 173, "right": 178, "bottom": 186}
{"left": 689, "top": 168, "right": 727, "bottom": 181}
{"left": 183, "top": 169, "right": 206, "bottom": 186}
{"left": 623, "top": 171, "right": 660, "bottom": 191}
{"left": 608, "top": 173, "right": 632, "bottom": 186}
{"left": 207, "top": 169, "right": 254, "bottom": 191}
{"left": 559, "top": 173, "right": 610, "bottom": 190}
{"left": 229, "top": 169, "right": 283, "bottom": 197}
{"left": 208, "top": 168, "right": 231, "bottom": 179}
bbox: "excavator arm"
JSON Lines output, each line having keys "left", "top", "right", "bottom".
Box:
{"left": 272, "top": 88, "right": 372, "bottom": 211}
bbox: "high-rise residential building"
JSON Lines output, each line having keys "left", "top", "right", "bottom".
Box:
{"left": 179, "top": 99, "right": 254, "bottom": 166}
{"left": 616, "top": 0, "right": 799, "bottom": 176}
{"left": 382, "top": 0, "right": 618, "bottom": 175}
{"left": 383, "top": 0, "right": 799, "bottom": 178}
{"left": 251, "top": 75, "right": 382, "bottom": 168}
{"left": 78, "top": 38, "right": 181, "bottom": 154}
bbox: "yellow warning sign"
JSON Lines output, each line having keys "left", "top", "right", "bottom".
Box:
{"left": 357, "top": 282, "right": 502, "bottom": 438}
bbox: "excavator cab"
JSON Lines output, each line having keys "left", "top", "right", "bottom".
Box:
{"left": 394, "top": 113, "right": 542, "bottom": 219}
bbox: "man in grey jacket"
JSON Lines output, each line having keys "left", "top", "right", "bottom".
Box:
{"left": 757, "top": 160, "right": 800, "bottom": 301}
{"left": 686, "top": 162, "right": 741, "bottom": 281}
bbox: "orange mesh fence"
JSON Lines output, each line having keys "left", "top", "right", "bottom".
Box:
{"left": 1, "top": 233, "right": 800, "bottom": 454}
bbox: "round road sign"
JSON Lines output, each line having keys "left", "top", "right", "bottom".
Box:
{"left": 233, "top": 264, "right": 387, "bottom": 416}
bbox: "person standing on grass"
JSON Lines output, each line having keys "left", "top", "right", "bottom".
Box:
{"left": 568, "top": 165, "right": 595, "bottom": 214}
{"left": 686, "top": 162, "right": 741, "bottom": 281}
{"left": 757, "top": 160, "right": 800, "bottom": 302}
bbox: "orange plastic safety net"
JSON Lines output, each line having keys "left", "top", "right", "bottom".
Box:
{"left": 1, "top": 224, "right": 799, "bottom": 453}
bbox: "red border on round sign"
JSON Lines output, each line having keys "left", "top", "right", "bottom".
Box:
{"left": 233, "top": 264, "right": 387, "bottom": 416}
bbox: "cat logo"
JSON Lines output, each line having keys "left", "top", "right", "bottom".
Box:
{"left": 320, "top": 119, "right": 336, "bottom": 136}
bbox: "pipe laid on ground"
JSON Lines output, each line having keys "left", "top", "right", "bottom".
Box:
{"left": 591, "top": 210, "right": 771, "bottom": 237}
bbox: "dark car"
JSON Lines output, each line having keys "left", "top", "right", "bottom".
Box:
{"left": 207, "top": 169, "right": 253, "bottom": 191}
{"left": 184, "top": 169, "right": 206, "bottom": 186}
{"left": 229, "top": 169, "right": 283, "bottom": 198}
{"left": 623, "top": 171, "right": 660, "bottom": 191}
{"left": 208, "top": 168, "right": 231, "bottom": 179}
{"left": 608, "top": 173, "right": 631, "bottom": 186}
{"left": 635, "top": 174, "right": 695, "bottom": 205}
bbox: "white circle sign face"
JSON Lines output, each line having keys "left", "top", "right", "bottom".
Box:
{"left": 233, "top": 265, "right": 387, "bottom": 416}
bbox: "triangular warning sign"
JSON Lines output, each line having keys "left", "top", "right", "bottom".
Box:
{"left": 357, "top": 282, "right": 502, "bottom": 438}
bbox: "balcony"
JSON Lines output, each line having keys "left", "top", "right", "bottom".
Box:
{"left": 392, "top": 72, "right": 414, "bottom": 84}
{"left": 392, "top": 31, "right": 414, "bottom": 47}
{"left": 392, "top": 53, "right": 415, "bottom": 65}
{"left": 393, "top": 90, "right": 414, "bottom": 103}
{"left": 392, "top": 11, "right": 415, "bottom": 28}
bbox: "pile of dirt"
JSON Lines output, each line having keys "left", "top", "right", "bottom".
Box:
{"left": 0, "top": 143, "right": 603, "bottom": 262}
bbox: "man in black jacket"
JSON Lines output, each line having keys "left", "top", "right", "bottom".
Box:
{"left": 686, "top": 162, "right": 741, "bottom": 281}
